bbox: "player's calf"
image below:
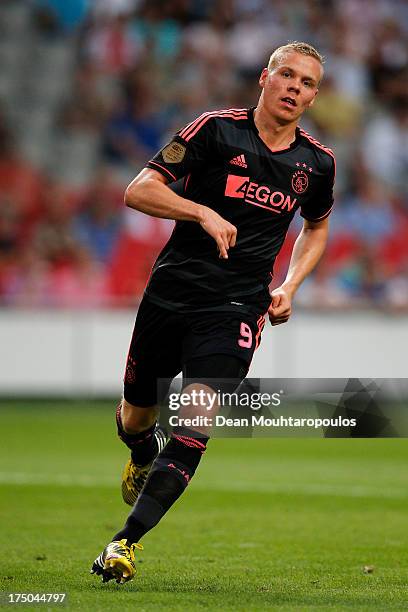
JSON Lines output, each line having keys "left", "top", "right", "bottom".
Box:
{"left": 116, "top": 402, "right": 165, "bottom": 462}
{"left": 112, "top": 426, "right": 209, "bottom": 544}
{"left": 116, "top": 402, "right": 167, "bottom": 505}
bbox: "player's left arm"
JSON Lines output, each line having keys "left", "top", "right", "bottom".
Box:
{"left": 268, "top": 217, "right": 329, "bottom": 325}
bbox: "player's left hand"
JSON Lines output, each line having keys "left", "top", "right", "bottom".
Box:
{"left": 268, "top": 286, "right": 292, "bottom": 326}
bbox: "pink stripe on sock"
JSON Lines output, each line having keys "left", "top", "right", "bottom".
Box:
{"left": 173, "top": 434, "right": 206, "bottom": 450}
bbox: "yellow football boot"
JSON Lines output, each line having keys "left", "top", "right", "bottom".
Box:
{"left": 91, "top": 539, "right": 143, "bottom": 584}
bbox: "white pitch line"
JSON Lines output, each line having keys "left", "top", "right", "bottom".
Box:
{"left": 0, "top": 472, "right": 407, "bottom": 500}
{"left": 203, "top": 480, "right": 408, "bottom": 500}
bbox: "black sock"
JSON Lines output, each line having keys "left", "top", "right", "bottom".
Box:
{"left": 115, "top": 404, "right": 167, "bottom": 466}
{"left": 113, "top": 427, "right": 208, "bottom": 544}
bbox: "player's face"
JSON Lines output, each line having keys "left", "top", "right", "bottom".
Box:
{"left": 259, "top": 51, "right": 322, "bottom": 123}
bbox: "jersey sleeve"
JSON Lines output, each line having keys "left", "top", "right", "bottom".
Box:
{"left": 300, "top": 155, "right": 335, "bottom": 222}
{"left": 145, "top": 114, "right": 217, "bottom": 183}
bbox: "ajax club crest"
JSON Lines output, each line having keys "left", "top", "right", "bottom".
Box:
{"left": 291, "top": 169, "right": 309, "bottom": 194}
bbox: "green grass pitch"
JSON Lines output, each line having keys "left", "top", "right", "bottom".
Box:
{"left": 0, "top": 401, "right": 407, "bottom": 611}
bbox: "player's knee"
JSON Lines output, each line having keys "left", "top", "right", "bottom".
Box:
{"left": 121, "top": 399, "right": 158, "bottom": 434}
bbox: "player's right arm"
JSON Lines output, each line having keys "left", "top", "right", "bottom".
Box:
{"left": 125, "top": 168, "right": 236, "bottom": 259}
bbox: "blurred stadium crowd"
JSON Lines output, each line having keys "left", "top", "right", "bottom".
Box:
{"left": 0, "top": 0, "right": 407, "bottom": 309}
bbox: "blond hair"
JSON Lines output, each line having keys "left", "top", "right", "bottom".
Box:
{"left": 267, "top": 41, "right": 324, "bottom": 82}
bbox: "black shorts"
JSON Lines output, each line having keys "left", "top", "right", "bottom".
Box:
{"left": 123, "top": 295, "right": 266, "bottom": 406}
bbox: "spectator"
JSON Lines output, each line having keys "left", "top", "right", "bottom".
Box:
{"left": 361, "top": 98, "right": 408, "bottom": 193}
{"left": 73, "top": 168, "right": 123, "bottom": 263}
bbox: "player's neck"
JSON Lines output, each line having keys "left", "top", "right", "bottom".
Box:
{"left": 253, "top": 106, "right": 297, "bottom": 152}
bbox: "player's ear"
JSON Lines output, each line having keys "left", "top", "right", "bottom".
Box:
{"left": 307, "top": 90, "right": 318, "bottom": 107}
{"left": 259, "top": 68, "right": 269, "bottom": 88}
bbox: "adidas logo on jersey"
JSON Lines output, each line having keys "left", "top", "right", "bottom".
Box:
{"left": 230, "top": 154, "right": 247, "bottom": 168}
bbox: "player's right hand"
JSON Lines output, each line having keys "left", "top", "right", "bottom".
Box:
{"left": 199, "top": 206, "right": 237, "bottom": 259}
{"left": 268, "top": 286, "right": 292, "bottom": 325}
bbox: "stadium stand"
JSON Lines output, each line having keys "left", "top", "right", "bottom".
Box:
{"left": 0, "top": 0, "right": 407, "bottom": 308}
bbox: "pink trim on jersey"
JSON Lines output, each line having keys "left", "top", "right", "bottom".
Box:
{"left": 301, "top": 204, "right": 333, "bottom": 222}
{"left": 179, "top": 108, "right": 248, "bottom": 142}
{"left": 299, "top": 129, "right": 336, "bottom": 176}
{"left": 299, "top": 129, "right": 334, "bottom": 158}
{"left": 244, "top": 199, "right": 281, "bottom": 214}
{"left": 179, "top": 108, "right": 247, "bottom": 139}
{"left": 184, "top": 173, "right": 191, "bottom": 192}
{"left": 255, "top": 315, "right": 266, "bottom": 350}
{"left": 184, "top": 111, "right": 247, "bottom": 142}
{"left": 299, "top": 129, "right": 336, "bottom": 182}
{"left": 148, "top": 160, "right": 178, "bottom": 182}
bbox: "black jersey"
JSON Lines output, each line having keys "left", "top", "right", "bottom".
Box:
{"left": 144, "top": 107, "right": 335, "bottom": 314}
